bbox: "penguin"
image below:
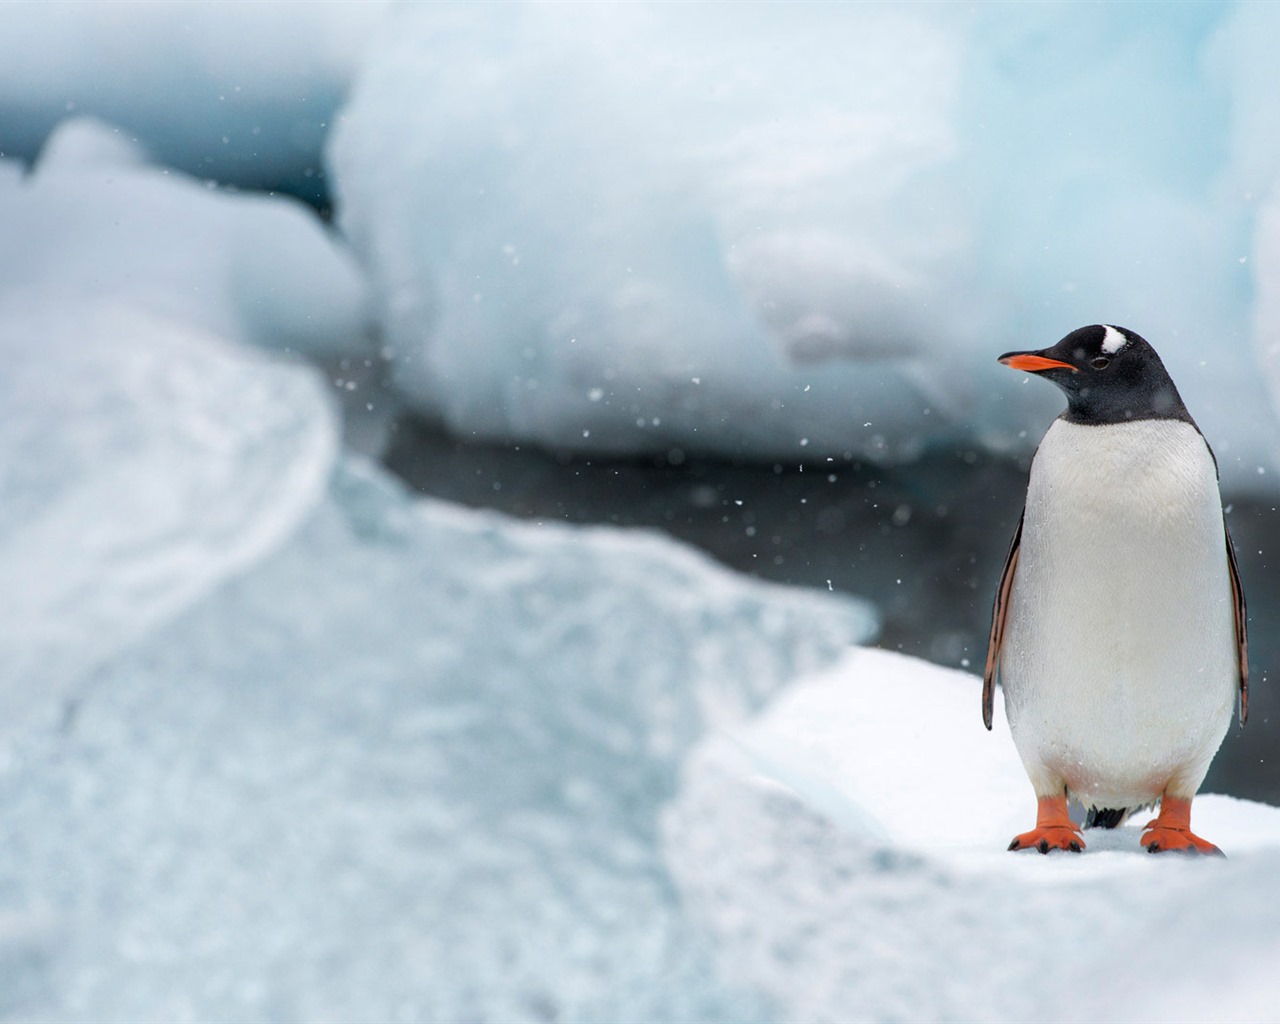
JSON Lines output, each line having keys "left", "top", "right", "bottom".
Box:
{"left": 984, "top": 324, "right": 1248, "bottom": 855}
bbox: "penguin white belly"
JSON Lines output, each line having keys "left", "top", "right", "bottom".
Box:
{"left": 1001, "top": 418, "right": 1236, "bottom": 810}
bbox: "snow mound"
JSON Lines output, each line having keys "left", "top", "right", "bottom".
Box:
{"left": 0, "top": 1, "right": 390, "bottom": 203}
{"left": 0, "top": 457, "right": 874, "bottom": 1021}
{"left": 664, "top": 647, "right": 1280, "bottom": 1021}
{"left": 0, "top": 118, "right": 371, "bottom": 360}
{"left": 329, "top": 3, "right": 1279, "bottom": 486}
{"left": 0, "top": 302, "right": 336, "bottom": 738}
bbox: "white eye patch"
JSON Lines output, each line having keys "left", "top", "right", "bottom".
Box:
{"left": 1101, "top": 324, "right": 1127, "bottom": 354}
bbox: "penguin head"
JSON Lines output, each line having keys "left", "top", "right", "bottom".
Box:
{"left": 998, "top": 324, "right": 1191, "bottom": 426}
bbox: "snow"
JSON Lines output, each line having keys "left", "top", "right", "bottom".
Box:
{"left": 328, "top": 2, "right": 1280, "bottom": 487}
{"left": 664, "top": 647, "right": 1280, "bottom": 1021}
{"left": 0, "top": 302, "right": 337, "bottom": 740}
{"left": 0, "top": 453, "right": 873, "bottom": 1022}
{"left": 0, "top": 118, "right": 371, "bottom": 360}
{"left": 0, "top": 115, "right": 375, "bottom": 737}
{"left": 0, "top": 1, "right": 390, "bottom": 203}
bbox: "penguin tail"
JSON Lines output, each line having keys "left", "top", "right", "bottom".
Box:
{"left": 1084, "top": 806, "right": 1132, "bottom": 830}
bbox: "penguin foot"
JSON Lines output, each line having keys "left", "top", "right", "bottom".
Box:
{"left": 1007, "top": 794, "right": 1084, "bottom": 853}
{"left": 1008, "top": 826, "right": 1085, "bottom": 853}
{"left": 1141, "top": 795, "right": 1225, "bottom": 857}
{"left": 1140, "top": 825, "right": 1224, "bottom": 856}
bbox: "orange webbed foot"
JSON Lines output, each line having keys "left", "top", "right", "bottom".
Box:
{"left": 1008, "top": 826, "right": 1084, "bottom": 853}
{"left": 1007, "top": 794, "right": 1084, "bottom": 854}
{"left": 1141, "top": 795, "right": 1225, "bottom": 857}
{"left": 1140, "top": 825, "right": 1223, "bottom": 856}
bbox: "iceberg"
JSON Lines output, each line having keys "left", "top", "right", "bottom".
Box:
{"left": 0, "top": 0, "right": 390, "bottom": 204}
{"left": 328, "top": 3, "right": 998, "bottom": 466}
{"left": 328, "top": 2, "right": 1280, "bottom": 488}
{"left": 1, "top": 118, "right": 371, "bottom": 361}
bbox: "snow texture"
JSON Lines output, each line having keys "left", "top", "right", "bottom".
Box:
{"left": 329, "top": 3, "right": 1280, "bottom": 489}
{"left": 1, "top": 118, "right": 371, "bottom": 360}
{"left": 665, "top": 647, "right": 1280, "bottom": 1022}
{"left": 0, "top": 455, "right": 873, "bottom": 1022}
{"left": 0, "top": 0, "right": 390, "bottom": 202}
{"left": 0, "top": 302, "right": 337, "bottom": 739}
{"left": 0, "top": 117, "right": 377, "bottom": 736}
{"left": 0, "top": 65, "right": 879, "bottom": 1019}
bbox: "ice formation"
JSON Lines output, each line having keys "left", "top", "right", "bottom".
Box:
{"left": 0, "top": 0, "right": 390, "bottom": 202}
{"left": 0, "top": 301, "right": 336, "bottom": 740}
{"left": 0, "top": 451, "right": 874, "bottom": 1021}
{"left": 0, "top": 115, "right": 378, "bottom": 737}
{"left": 328, "top": 2, "right": 1280, "bottom": 488}
{"left": 1, "top": 118, "right": 371, "bottom": 359}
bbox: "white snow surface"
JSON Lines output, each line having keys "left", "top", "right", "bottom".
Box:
{"left": 0, "top": 455, "right": 873, "bottom": 1022}
{"left": 665, "top": 647, "right": 1280, "bottom": 1022}
{"left": 1, "top": 118, "right": 371, "bottom": 359}
{"left": 0, "top": 118, "right": 370, "bottom": 734}
{"left": 329, "top": 2, "right": 1280, "bottom": 488}
{"left": 0, "top": 0, "right": 390, "bottom": 200}
{"left": 0, "top": 302, "right": 337, "bottom": 738}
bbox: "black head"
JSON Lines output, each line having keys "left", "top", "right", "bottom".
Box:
{"left": 997, "top": 324, "right": 1194, "bottom": 427}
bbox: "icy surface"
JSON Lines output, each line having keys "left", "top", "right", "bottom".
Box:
{"left": 0, "top": 118, "right": 371, "bottom": 359}
{"left": 328, "top": 3, "right": 1004, "bottom": 466}
{"left": 0, "top": 301, "right": 336, "bottom": 738}
{"left": 329, "top": 3, "right": 1280, "bottom": 486}
{"left": 0, "top": 117, "right": 362, "bottom": 736}
{"left": 0, "top": 458, "right": 873, "bottom": 1021}
{"left": 0, "top": 1, "right": 390, "bottom": 202}
{"left": 665, "top": 647, "right": 1280, "bottom": 1021}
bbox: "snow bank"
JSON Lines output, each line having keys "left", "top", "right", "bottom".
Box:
{"left": 0, "top": 118, "right": 370, "bottom": 360}
{"left": 0, "top": 455, "right": 874, "bottom": 1021}
{"left": 0, "top": 302, "right": 336, "bottom": 738}
{"left": 328, "top": 3, "right": 1280, "bottom": 486}
{"left": 664, "top": 647, "right": 1280, "bottom": 1021}
{"left": 0, "top": 118, "right": 369, "bottom": 735}
{"left": 0, "top": 0, "right": 390, "bottom": 203}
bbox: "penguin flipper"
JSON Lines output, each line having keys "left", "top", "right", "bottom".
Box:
{"left": 983, "top": 510, "right": 1024, "bottom": 731}
{"left": 1224, "top": 517, "right": 1249, "bottom": 725}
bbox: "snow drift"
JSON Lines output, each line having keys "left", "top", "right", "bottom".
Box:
{"left": 0, "top": 302, "right": 336, "bottom": 739}
{"left": 665, "top": 647, "right": 1280, "bottom": 1022}
{"left": 0, "top": 116, "right": 381, "bottom": 736}
{"left": 1, "top": 117, "right": 371, "bottom": 360}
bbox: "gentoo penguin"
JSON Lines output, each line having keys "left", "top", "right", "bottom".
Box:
{"left": 984, "top": 324, "right": 1248, "bottom": 855}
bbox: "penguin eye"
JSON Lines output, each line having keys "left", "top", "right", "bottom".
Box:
{"left": 1091, "top": 357, "right": 1110, "bottom": 370}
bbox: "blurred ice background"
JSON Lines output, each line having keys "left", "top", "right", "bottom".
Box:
{"left": 4, "top": 1, "right": 1280, "bottom": 1020}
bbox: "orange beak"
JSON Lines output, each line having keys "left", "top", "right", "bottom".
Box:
{"left": 998, "top": 353, "right": 1078, "bottom": 373}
